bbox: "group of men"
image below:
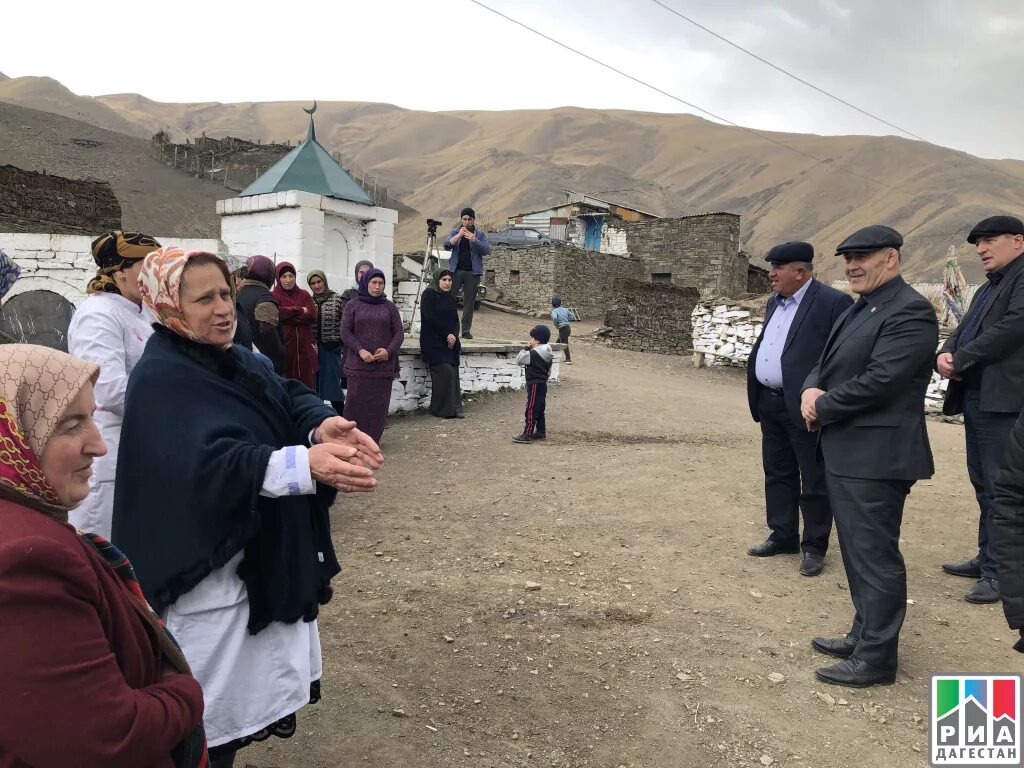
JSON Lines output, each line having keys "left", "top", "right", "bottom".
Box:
{"left": 744, "top": 216, "right": 1024, "bottom": 688}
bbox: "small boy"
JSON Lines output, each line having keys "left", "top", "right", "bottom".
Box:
{"left": 550, "top": 296, "right": 572, "bottom": 364}
{"left": 513, "top": 324, "right": 553, "bottom": 443}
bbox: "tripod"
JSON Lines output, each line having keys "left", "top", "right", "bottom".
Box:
{"left": 407, "top": 218, "right": 443, "bottom": 333}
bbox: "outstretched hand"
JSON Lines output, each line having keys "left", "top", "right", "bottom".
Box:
{"left": 308, "top": 443, "right": 378, "bottom": 493}
{"left": 313, "top": 416, "right": 384, "bottom": 469}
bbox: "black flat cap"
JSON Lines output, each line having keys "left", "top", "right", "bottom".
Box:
{"left": 764, "top": 241, "right": 814, "bottom": 264}
{"left": 967, "top": 215, "right": 1024, "bottom": 244}
{"left": 835, "top": 225, "right": 903, "bottom": 255}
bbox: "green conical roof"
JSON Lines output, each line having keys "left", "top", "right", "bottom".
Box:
{"left": 240, "top": 105, "right": 373, "bottom": 205}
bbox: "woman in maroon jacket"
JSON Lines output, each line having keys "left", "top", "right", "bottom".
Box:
{"left": 0, "top": 344, "right": 206, "bottom": 768}
{"left": 271, "top": 261, "right": 319, "bottom": 388}
{"left": 340, "top": 268, "right": 404, "bottom": 443}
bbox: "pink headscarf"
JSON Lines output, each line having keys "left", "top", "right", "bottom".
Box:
{"left": 139, "top": 247, "right": 235, "bottom": 347}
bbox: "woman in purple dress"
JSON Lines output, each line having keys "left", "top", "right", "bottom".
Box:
{"left": 340, "top": 268, "right": 404, "bottom": 443}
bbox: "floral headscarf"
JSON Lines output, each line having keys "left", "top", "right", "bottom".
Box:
{"left": 0, "top": 249, "right": 22, "bottom": 303}
{"left": 139, "top": 247, "right": 234, "bottom": 347}
{"left": 0, "top": 344, "right": 99, "bottom": 515}
{"left": 86, "top": 231, "right": 161, "bottom": 295}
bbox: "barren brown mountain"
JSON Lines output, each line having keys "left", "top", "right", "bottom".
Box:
{"left": 5, "top": 74, "right": 1024, "bottom": 280}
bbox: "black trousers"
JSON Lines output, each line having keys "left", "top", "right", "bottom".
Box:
{"left": 827, "top": 470, "right": 913, "bottom": 670}
{"left": 524, "top": 381, "right": 547, "bottom": 436}
{"left": 557, "top": 324, "right": 571, "bottom": 361}
{"left": 757, "top": 387, "right": 832, "bottom": 554}
{"left": 451, "top": 270, "right": 481, "bottom": 333}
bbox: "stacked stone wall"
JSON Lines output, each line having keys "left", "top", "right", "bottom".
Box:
{"left": 602, "top": 279, "right": 700, "bottom": 355}
{"left": 0, "top": 165, "right": 120, "bottom": 234}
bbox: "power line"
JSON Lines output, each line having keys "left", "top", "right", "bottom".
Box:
{"left": 468, "top": 0, "right": 994, "bottom": 219}
{"left": 647, "top": 0, "right": 1024, "bottom": 187}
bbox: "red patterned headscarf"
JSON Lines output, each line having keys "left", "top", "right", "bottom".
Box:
{"left": 0, "top": 345, "right": 99, "bottom": 515}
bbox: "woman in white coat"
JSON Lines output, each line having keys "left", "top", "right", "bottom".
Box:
{"left": 67, "top": 231, "right": 161, "bottom": 538}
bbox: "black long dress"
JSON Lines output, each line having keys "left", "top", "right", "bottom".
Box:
{"left": 419, "top": 287, "right": 462, "bottom": 417}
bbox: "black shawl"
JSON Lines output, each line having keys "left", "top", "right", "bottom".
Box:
{"left": 419, "top": 287, "right": 461, "bottom": 366}
{"left": 111, "top": 326, "right": 340, "bottom": 634}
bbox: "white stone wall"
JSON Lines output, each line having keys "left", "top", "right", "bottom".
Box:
{"left": 389, "top": 345, "right": 560, "bottom": 414}
{"left": 392, "top": 279, "right": 424, "bottom": 333}
{"left": 691, "top": 301, "right": 949, "bottom": 412}
{"left": 1, "top": 232, "right": 221, "bottom": 306}
{"left": 601, "top": 223, "right": 629, "bottom": 255}
{"left": 217, "top": 191, "right": 396, "bottom": 293}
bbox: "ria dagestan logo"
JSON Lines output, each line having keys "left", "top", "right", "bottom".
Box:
{"left": 931, "top": 675, "right": 1021, "bottom": 766}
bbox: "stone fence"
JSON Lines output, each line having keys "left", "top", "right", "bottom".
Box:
{"left": 602, "top": 279, "right": 700, "bottom": 355}
{"left": 0, "top": 166, "right": 121, "bottom": 234}
{"left": 1, "top": 232, "right": 222, "bottom": 306}
{"left": 691, "top": 299, "right": 949, "bottom": 412}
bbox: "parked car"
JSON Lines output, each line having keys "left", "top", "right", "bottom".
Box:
{"left": 489, "top": 227, "right": 568, "bottom": 247}
{"left": 455, "top": 283, "right": 486, "bottom": 311}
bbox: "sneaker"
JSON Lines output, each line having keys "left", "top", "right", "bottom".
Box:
{"left": 563, "top": 360, "right": 572, "bottom": 365}
{"left": 512, "top": 433, "right": 533, "bottom": 444}
{"left": 532, "top": 432, "right": 547, "bottom": 440}
{"left": 462, "top": 331, "right": 474, "bottom": 339}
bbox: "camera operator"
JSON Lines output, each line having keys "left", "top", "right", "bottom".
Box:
{"left": 443, "top": 207, "right": 490, "bottom": 339}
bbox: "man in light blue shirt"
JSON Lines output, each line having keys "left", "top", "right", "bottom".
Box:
{"left": 744, "top": 241, "right": 854, "bottom": 576}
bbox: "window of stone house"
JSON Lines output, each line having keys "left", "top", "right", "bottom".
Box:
{"left": 652, "top": 272, "right": 672, "bottom": 284}
{"left": 510, "top": 270, "right": 520, "bottom": 285}
{"left": 485, "top": 269, "right": 496, "bottom": 286}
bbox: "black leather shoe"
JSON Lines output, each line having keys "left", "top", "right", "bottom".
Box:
{"left": 811, "top": 635, "right": 857, "bottom": 659}
{"left": 965, "top": 578, "right": 1000, "bottom": 604}
{"left": 942, "top": 556, "right": 981, "bottom": 578}
{"left": 800, "top": 552, "right": 825, "bottom": 577}
{"left": 747, "top": 539, "right": 800, "bottom": 557}
{"left": 462, "top": 331, "right": 473, "bottom": 340}
{"left": 815, "top": 656, "right": 896, "bottom": 688}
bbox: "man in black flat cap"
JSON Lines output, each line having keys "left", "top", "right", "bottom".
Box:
{"left": 444, "top": 207, "right": 490, "bottom": 339}
{"left": 745, "top": 241, "right": 853, "bottom": 576}
{"left": 936, "top": 215, "right": 1024, "bottom": 604}
{"left": 801, "top": 224, "right": 938, "bottom": 687}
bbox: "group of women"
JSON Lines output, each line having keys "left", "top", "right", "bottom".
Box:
{"left": 0, "top": 233, "right": 414, "bottom": 767}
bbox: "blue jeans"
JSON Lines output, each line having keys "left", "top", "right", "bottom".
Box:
{"left": 964, "top": 392, "right": 1019, "bottom": 581}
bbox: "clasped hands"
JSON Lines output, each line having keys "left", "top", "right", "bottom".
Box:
{"left": 309, "top": 416, "right": 384, "bottom": 493}
{"left": 800, "top": 388, "right": 826, "bottom": 432}
{"left": 936, "top": 352, "right": 960, "bottom": 381}
{"left": 358, "top": 347, "right": 390, "bottom": 363}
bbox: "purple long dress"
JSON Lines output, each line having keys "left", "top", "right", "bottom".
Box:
{"left": 340, "top": 298, "right": 404, "bottom": 442}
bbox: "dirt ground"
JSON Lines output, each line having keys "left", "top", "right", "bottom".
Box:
{"left": 247, "top": 307, "right": 1017, "bottom": 768}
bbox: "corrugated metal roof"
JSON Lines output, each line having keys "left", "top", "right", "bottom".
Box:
{"left": 240, "top": 110, "right": 373, "bottom": 206}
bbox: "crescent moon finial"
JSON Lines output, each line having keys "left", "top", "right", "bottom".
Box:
{"left": 303, "top": 100, "right": 318, "bottom": 115}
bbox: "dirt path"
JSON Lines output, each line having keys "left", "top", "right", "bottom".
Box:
{"left": 247, "top": 307, "right": 1015, "bottom": 768}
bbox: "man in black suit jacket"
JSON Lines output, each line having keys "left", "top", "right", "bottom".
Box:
{"left": 745, "top": 241, "right": 853, "bottom": 576}
{"left": 801, "top": 225, "right": 938, "bottom": 687}
{"left": 936, "top": 215, "right": 1024, "bottom": 604}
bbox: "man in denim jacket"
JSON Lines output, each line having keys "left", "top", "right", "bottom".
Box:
{"left": 444, "top": 207, "right": 490, "bottom": 339}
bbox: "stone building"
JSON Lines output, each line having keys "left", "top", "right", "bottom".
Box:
{"left": 603, "top": 279, "right": 700, "bottom": 355}
{"left": 483, "top": 243, "right": 644, "bottom": 319}
{"left": 618, "top": 213, "right": 745, "bottom": 297}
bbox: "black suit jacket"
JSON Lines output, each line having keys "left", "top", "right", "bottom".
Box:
{"left": 747, "top": 279, "right": 853, "bottom": 425}
{"left": 993, "top": 407, "right": 1024, "bottom": 630}
{"left": 803, "top": 276, "right": 938, "bottom": 481}
{"left": 940, "top": 253, "right": 1024, "bottom": 415}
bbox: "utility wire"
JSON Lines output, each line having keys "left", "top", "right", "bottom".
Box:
{"left": 647, "top": 0, "right": 1024, "bottom": 186}
{"left": 468, "top": 0, "right": 995, "bottom": 218}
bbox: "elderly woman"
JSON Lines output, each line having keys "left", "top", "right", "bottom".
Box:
{"left": 111, "top": 248, "right": 383, "bottom": 768}
{"left": 340, "top": 259, "right": 374, "bottom": 307}
{"left": 307, "top": 270, "right": 345, "bottom": 413}
{"left": 66, "top": 231, "right": 161, "bottom": 538}
{"left": 236, "top": 254, "right": 287, "bottom": 374}
{"left": 272, "top": 261, "right": 318, "bottom": 388}
{"left": 341, "top": 267, "right": 404, "bottom": 443}
{"left": 0, "top": 344, "right": 206, "bottom": 767}
{"left": 419, "top": 268, "right": 463, "bottom": 418}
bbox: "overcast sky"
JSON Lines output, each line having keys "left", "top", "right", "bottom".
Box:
{"left": 6, "top": 0, "right": 1022, "bottom": 159}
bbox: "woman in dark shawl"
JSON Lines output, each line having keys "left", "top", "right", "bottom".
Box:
{"left": 272, "top": 261, "right": 318, "bottom": 389}
{"left": 112, "top": 247, "right": 383, "bottom": 768}
{"left": 0, "top": 344, "right": 207, "bottom": 768}
{"left": 340, "top": 268, "right": 404, "bottom": 443}
{"left": 340, "top": 259, "right": 374, "bottom": 308}
{"left": 307, "top": 270, "right": 345, "bottom": 413}
{"left": 419, "top": 268, "right": 463, "bottom": 418}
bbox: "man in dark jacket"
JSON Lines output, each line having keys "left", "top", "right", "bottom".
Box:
{"left": 443, "top": 207, "right": 490, "bottom": 339}
{"left": 745, "top": 241, "right": 853, "bottom": 576}
{"left": 801, "top": 225, "right": 938, "bottom": 687}
{"left": 936, "top": 215, "right": 1024, "bottom": 604}
{"left": 993, "top": 407, "right": 1024, "bottom": 654}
